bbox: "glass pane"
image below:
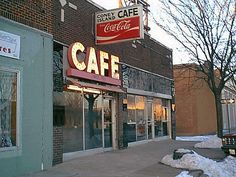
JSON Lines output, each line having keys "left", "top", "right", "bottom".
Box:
{"left": 153, "top": 98, "right": 162, "bottom": 137}
{"left": 127, "top": 94, "right": 135, "bottom": 142}
{"left": 104, "top": 99, "right": 112, "bottom": 148}
{"left": 0, "top": 70, "right": 17, "bottom": 148}
{"left": 127, "top": 123, "right": 136, "bottom": 143}
{"left": 136, "top": 96, "right": 146, "bottom": 141}
{"left": 147, "top": 102, "right": 152, "bottom": 139}
{"left": 84, "top": 94, "right": 102, "bottom": 150}
{"left": 127, "top": 94, "right": 136, "bottom": 142}
{"left": 62, "top": 92, "right": 83, "bottom": 153}
{"left": 127, "top": 95, "right": 135, "bottom": 123}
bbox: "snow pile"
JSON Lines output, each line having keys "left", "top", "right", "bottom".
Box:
{"left": 176, "top": 135, "right": 216, "bottom": 142}
{"left": 176, "top": 171, "right": 193, "bottom": 177}
{"left": 175, "top": 149, "right": 193, "bottom": 153}
{"left": 161, "top": 149, "right": 236, "bottom": 177}
{"left": 194, "top": 135, "right": 222, "bottom": 148}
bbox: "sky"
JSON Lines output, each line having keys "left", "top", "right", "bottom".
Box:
{"left": 91, "top": 0, "right": 189, "bottom": 64}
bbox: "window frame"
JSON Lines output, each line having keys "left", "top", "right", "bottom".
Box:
{"left": 0, "top": 67, "right": 21, "bottom": 152}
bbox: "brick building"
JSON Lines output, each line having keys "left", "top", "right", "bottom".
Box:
{"left": 52, "top": 0, "right": 174, "bottom": 162}
{"left": 174, "top": 64, "right": 236, "bottom": 136}
{"left": 0, "top": 0, "right": 174, "bottom": 176}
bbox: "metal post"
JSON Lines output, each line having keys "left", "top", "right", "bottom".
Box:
{"left": 226, "top": 103, "right": 231, "bottom": 133}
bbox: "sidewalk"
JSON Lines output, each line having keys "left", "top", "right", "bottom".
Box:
{"left": 20, "top": 139, "right": 226, "bottom": 177}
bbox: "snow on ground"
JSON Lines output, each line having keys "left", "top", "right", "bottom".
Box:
{"left": 161, "top": 150, "right": 236, "bottom": 177}
{"left": 194, "top": 135, "right": 222, "bottom": 148}
{"left": 164, "top": 135, "right": 234, "bottom": 177}
{"left": 175, "top": 171, "right": 193, "bottom": 177}
{"left": 176, "top": 135, "right": 216, "bottom": 142}
{"left": 176, "top": 134, "right": 222, "bottom": 148}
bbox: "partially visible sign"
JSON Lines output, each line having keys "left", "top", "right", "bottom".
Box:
{"left": 95, "top": 5, "right": 144, "bottom": 45}
{"left": 0, "top": 30, "right": 20, "bottom": 59}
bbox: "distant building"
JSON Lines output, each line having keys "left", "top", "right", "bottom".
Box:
{"left": 174, "top": 64, "right": 236, "bottom": 136}
{"left": 221, "top": 82, "right": 236, "bottom": 133}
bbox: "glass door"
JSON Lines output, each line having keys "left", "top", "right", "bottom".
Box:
{"left": 147, "top": 101, "right": 153, "bottom": 139}
{"left": 103, "top": 98, "right": 113, "bottom": 148}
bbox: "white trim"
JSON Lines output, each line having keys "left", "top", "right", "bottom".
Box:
{"left": 63, "top": 148, "right": 107, "bottom": 162}
{"left": 127, "top": 88, "right": 172, "bottom": 99}
{"left": 61, "top": 9, "right": 65, "bottom": 22}
{"left": 112, "top": 99, "right": 117, "bottom": 150}
{"left": 68, "top": 2, "right": 77, "bottom": 10}
{"left": 128, "top": 136, "right": 170, "bottom": 147}
{"left": 82, "top": 90, "right": 85, "bottom": 151}
{"left": 102, "top": 97, "right": 105, "bottom": 148}
{"left": 152, "top": 136, "right": 170, "bottom": 141}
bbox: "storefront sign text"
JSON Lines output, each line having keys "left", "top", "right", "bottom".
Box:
{"left": 67, "top": 42, "right": 121, "bottom": 86}
{"left": 95, "top": 5, "right": 144, "bottom": 45}
{"left": 0, "top": 30, "right": 20, "bottom": 59}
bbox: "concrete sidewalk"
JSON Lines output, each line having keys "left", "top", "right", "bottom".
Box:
{"left": 20, "top": 140, "right": 226, "bottom": 177}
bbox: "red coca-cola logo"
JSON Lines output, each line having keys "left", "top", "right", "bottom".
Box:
{"left": 104, "top": 20, "right": 131, "bottom": 33}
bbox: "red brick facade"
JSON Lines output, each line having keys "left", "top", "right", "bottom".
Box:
{"left": 0, "top": 0, "right": 172, "bottom": 78}
{"left": 0, "top": 0, "right": 52, "bottom": 33}
{"left": 174, "top": 65, "right": 217, "bottom": 135}
{"left": 52, "top": 0, "right": 173, "bottom": 79}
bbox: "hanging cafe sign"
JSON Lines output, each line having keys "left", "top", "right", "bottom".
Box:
{"left": 95, "top": 5, "right": 144, "bottom": 45}
{"left": 66, "top": 41, "right": 121, "bottom": 86}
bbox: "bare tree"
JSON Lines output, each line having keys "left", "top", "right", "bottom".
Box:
{"left": 153, "top": 0, "right": 236, "bottom": 137}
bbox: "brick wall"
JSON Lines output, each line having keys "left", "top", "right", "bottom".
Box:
{"left": 0, "top": 0, "right": 53, "bottom": 33}
{"left": 53, "top": 126, "right": 63, "bottom": 165}
{"left": 52, "top": 0, "right": 173, "bottom": 79}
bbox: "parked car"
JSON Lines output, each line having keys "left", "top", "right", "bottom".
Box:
{"left": 221, "top": 133, "right": 236, "bottom": 156}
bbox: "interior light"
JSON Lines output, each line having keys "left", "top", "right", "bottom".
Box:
{"left": 67, "top": 85, "right": 101, "bottom": 94}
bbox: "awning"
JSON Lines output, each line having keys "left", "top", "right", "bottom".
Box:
{"left": 67, "top": 79, "right": 125, "bottom": 93}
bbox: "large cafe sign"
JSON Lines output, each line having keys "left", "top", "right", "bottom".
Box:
{"left": 95, "top": 5, "right": 144, "bottom": 45}
{"left": 66, "top": 41, "right": 121, "bottom": 86}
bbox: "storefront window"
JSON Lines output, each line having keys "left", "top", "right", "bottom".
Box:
{"left": 127, "top": 95, "right": 147, "bottom": 142}
{"left": 127, "top": 95, "right": 136, "bottom": 142}
{"left": 136, "top": 96, "right": 146, "bottom": 141}
{"left": 63, "top": 92, "right": 83, "bottom": 153}
{"left": 127, "top": 95, "right": 170, "bottom": 143}
{"left": 84, "top": 94, "right": 102, "bottom": 150}
{"left": 0, "top": 69, "right": 17, "bottom": 148}
{"left": 153, "top": 98, "right": 169, "bottom": 137}
{"left": 147, "top": 101, "right": 153, "bottom": 139}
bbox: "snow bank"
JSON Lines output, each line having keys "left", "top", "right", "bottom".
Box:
{"left": 161, "top": 149, "right": 236, "bottom": 177}
{"left": 175, "top": 171, "right": 193, "bottom": 177}
{"left": 194, "top": 135, "right": 222, "bottom": 148}
{"left": 176, "top": 135, "right": 216, "bottom": 142}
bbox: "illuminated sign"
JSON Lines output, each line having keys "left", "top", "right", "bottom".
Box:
{"left": 0, "top": 30, "right": 20, "bottom": 59}
{"left": 67, "top": 42, "right": 121, "bottom": 86}
{"left": 95, "top": 5, "right": 144, "bottom": 45}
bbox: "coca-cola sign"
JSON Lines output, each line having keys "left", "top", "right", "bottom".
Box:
{"left": 95, "top": 5, "right": 144, "bottom": 45}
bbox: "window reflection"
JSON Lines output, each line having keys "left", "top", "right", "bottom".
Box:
{"left": 136, "top": 96, "right": 146, "bottom": 141}
{"left": 127, "top": 95, "right": 169, "bottom": 143}
{"left": 153, "top": 98, "right": 168, "bottom": 137}
{"left": 84, "top": 94, "right": 102, "bottom": 150}
{"left": 127, "top": 95, "right": 147, "bottom": 142}
{"left": 63, "top": 92, "right": 83, "bottom": 152}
